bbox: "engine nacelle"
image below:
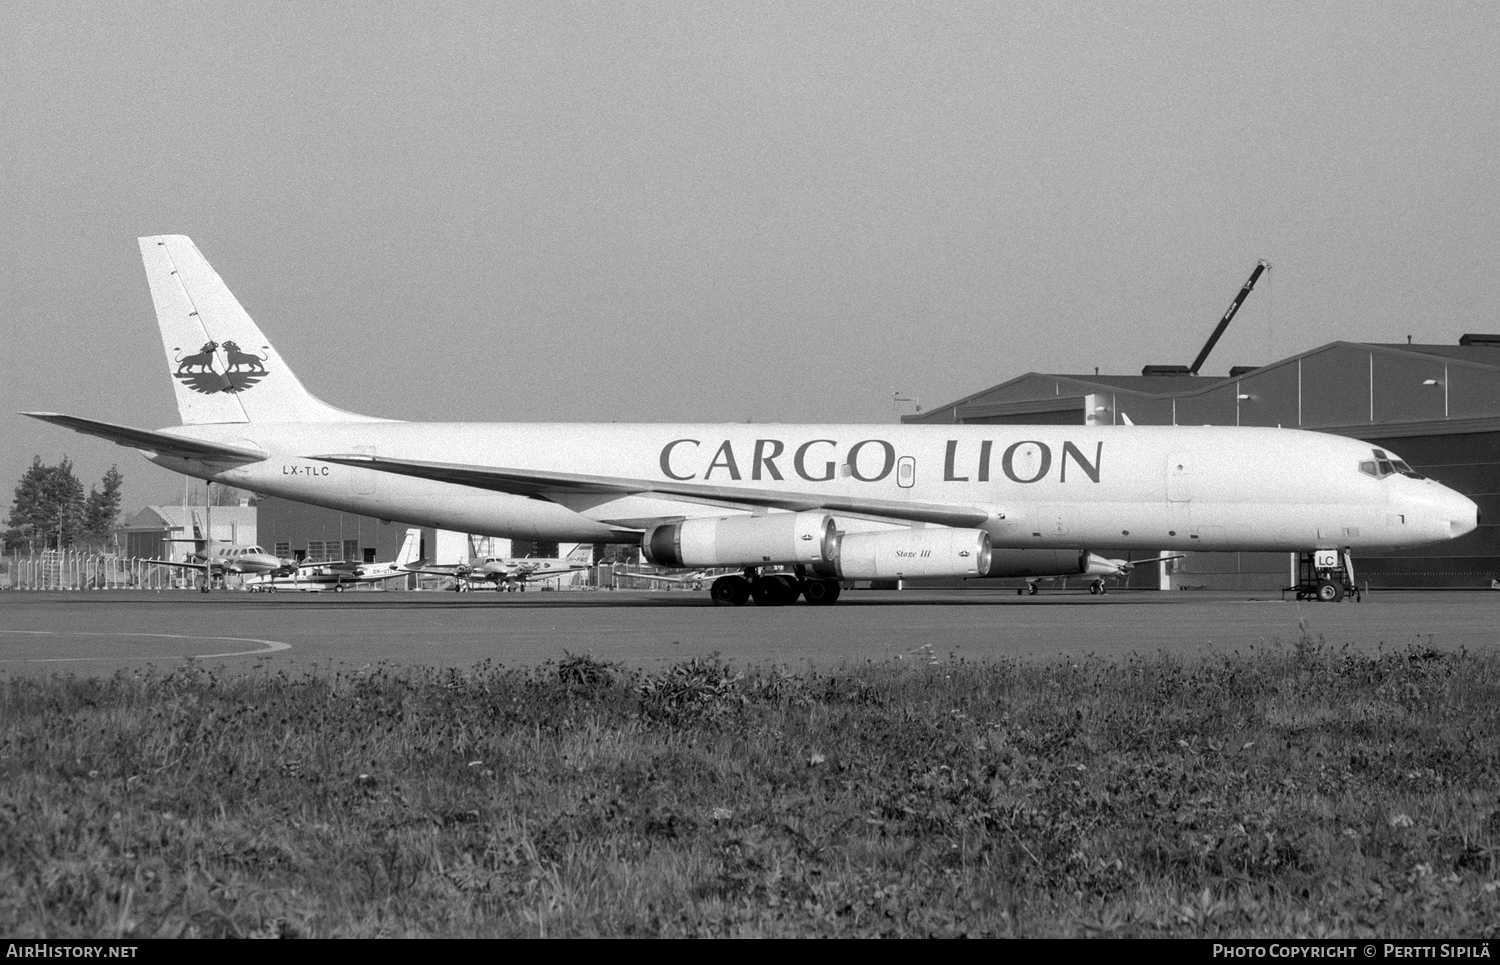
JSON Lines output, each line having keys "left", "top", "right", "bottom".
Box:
{"left": 983, "top": 548, "right": 1089, "bottom": 578}
{"left": 813, "top": 528, "right": 992, "bottom": 580}
{"left": 643, "top": 512, "right": 835, "bottom": 568}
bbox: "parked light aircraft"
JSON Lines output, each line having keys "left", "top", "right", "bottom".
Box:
{"left": 248, "top": 528, "right": 425, "bottom": 592}
{"left": 24, "top": 236, "right": 1480, "bottom": 607}
{"left": 142, "top": 510, "right": 293, "bottom": 587}
{"left": 1000, "top": 551, "right": 1186, "bottom": 595}
{"left": 417, "top": 544, "right": 591, "bottom": 592}
{"left": 620, "top": 568, "right": 722, "bottom": 590}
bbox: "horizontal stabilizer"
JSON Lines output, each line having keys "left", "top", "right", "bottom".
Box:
{"left": 313, "top": 453, "right": 994, "bottom": 529}
{"left": 23, "top": 413, "right": 268, "bottom": 462}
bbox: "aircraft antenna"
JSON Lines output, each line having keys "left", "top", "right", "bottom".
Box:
{"left": 1189, "top": 260, "right": 1271, "bottom": 376}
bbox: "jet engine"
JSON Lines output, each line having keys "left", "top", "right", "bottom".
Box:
{"left": 643, "top": 512, "right": 836, "bottom": 568}
{"left": 812, "top": 528, "right": 992, "bottom": 580}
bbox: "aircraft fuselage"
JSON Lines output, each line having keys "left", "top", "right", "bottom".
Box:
{"left": 150, "top": 421, "right": 1474, "bottom": 554}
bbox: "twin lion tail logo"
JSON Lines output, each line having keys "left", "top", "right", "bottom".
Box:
{"left": 172, "top": 340, "right": 270, "bottom": 395}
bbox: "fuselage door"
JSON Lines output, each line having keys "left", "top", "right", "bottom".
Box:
{"left": 897, "top": 456, "right": 915, "bottom": 489}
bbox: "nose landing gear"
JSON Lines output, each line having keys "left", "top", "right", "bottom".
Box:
{"left": 1290, "top": 549, "right": 1362, "bottom": 603}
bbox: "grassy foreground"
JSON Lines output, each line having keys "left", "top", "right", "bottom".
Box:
{"left": 3, "top": 639, "right": 1500, "bottom": 938}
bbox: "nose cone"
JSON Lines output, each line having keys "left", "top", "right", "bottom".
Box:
{"left": 1386, "top": 480, "right": 1482, "bottom": 546}
{"left": 1402, "top": 480, "right": 1479, "bottom": 542}
{"left": 1444, "top": 487, "right": 1480, "bottom": 539}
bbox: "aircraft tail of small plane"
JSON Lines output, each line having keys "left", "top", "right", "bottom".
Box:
{"left": 395, "top": 529, "right": 422, "bottom": 568}
{"left": 162, "top": 509, "right": 208, "bottom": 552}
{"left": 140, "top": 235, "right": 384, "bottom": 426}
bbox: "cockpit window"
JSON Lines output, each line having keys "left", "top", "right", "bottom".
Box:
{"left": 1359, "top": 448, "right": 1423, "bottom": 479}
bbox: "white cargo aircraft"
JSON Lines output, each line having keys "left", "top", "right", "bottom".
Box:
{"left": 25, "top": 236, "right": 1480, "bottom": 607}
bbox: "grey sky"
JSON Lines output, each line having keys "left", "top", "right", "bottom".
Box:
{"left": 5, "top": 1, "right": 1499, "bottom": 515}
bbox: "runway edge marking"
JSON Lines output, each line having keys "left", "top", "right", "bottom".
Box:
{"left": 0, "top": 630, "right": 292, "bottom": 662}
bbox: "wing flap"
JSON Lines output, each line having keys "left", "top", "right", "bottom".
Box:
{"left": 313, "top": 453, "right": 994, "bottom": 528}
{"left": 24, "top": 413, "right": 268, "bottom": 462}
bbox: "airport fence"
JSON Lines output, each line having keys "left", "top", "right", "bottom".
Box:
{"left": 4, "top": 551, "right": 186, "bottom": 591}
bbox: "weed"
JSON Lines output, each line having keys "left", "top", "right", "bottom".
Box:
{"left": 3, "top": 645, "right": 1500, "bottom": 936}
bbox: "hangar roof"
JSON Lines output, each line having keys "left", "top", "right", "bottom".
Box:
{"left": 905, "top": 338, "right": 1500, "bottom": 431}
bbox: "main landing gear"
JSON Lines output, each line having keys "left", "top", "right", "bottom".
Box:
{"left": 711, "top": 567, "right": 843, "bottom": 607}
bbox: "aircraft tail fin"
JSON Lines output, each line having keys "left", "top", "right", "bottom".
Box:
{"left": 395, "top": 529, "right": 421, "bottom": 567}
{"left": 140, "top": 235, "right": 386, "bottom": 426}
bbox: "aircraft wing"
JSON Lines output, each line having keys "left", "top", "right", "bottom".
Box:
{"left": 408, "top": 563, "right": 465, "bottom": 576}
{"left": 140, "top": 558, "right": 214, "bottom": 571}
{"left": 23, "top": 413, "right": 268, "bottom": 462}
{"left": 629, "top": 571, "right": 706, "bottom": 584}
{"left": 312, "top": 454, "right": 994, "bottom": 529}
{"left": 1122, "top": 554, "right": 1187, "bottom": 569}
{"left": 299, "top": 559, "right": 356, "bottom": 573}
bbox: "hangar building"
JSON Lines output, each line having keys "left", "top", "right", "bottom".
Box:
{"left": 254, "top": 497, "right": 413, "bottom": 566}
{"left": 903, "top": 335, "right": 1500, "bottom": 590}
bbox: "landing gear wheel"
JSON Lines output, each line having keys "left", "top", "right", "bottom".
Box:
{"left": 1089, "top": 583, "right": 1099, "bottom": 595}
{"left": 711, "top": 575, "right": 751, "bottom": 607}
{"left": 1316, "top": 580, "right": 1344, "bottom": 603}
{"left": 751, "top": 574, "right": 800, "bottom": 606}
{"left": 803, "top": 579, "right": 842, "bottom": 606}
{"left": 1029, "top": 583, "right": 1039, "bottom": 596}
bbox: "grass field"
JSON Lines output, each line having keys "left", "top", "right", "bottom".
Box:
{"left": 3, "top": 634, "right": 1499, "bottom": 937}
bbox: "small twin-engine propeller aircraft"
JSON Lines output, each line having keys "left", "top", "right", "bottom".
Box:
{"left": 414, "top": 538, "right": 591, "bottom": 591}
{"left": 248, "top": 528, "right": 426, "bottom": 592}
{"left": 140, "top": 510, "right": 294, "bottom": 588}
{"left": 1006, "top": 551, "right": 1186, "bottom": 596}
{"left": 25, "top": 236, "right": 1480, "bottom": 607}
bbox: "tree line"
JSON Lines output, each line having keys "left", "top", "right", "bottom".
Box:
{"left": 3, "top": 458, "right": 123, "bottom": 553}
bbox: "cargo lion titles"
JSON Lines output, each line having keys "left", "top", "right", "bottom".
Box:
{"left": 658, "top": 438, "right": 1104, "bottom": 485}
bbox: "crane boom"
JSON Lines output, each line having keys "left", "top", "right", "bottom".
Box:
{"left": 1189, "top": 259, "right": 1270, "bottom": 376}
